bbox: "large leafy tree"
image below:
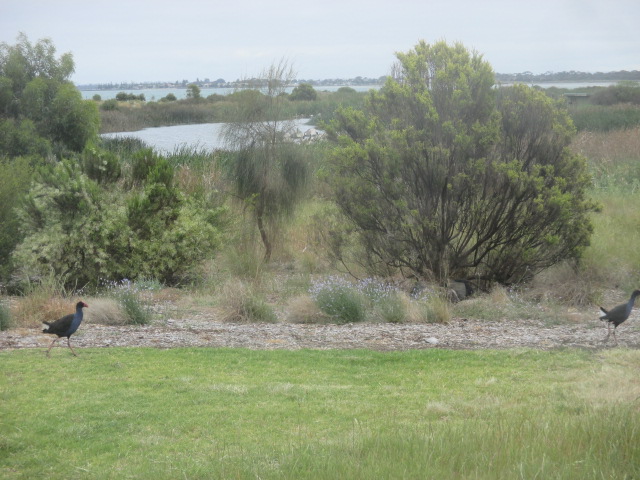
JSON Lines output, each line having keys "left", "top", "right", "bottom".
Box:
{"left": 222, "top": 60, "right": 310, "bottom": 261}
{"left": 328, "top": 41, "right": 597, "bottom": 284}
{"left": 0, "top": 33, "right": 99, "bottom": 156}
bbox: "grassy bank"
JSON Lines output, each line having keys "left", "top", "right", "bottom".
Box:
{"left": 1, "top": 348, "right": 639, "bottom": 479}
{"left": 98, "top": 88, "right": 367, "bottom": 133}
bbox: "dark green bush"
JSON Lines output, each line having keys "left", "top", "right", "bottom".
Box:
{"left": 100, "top": 99, "right": 119, "bottom": 111}
{"left": 115, "top": 92, "right": 145, "bottom": 102}
{"left": 591, "top": 84, "right": 640, "bottom": 106}
{"left": 131, "top": 148, "right": 159, "bottom": 185}
{"left": 13, "top": 151, "right": 225, "bottom": 288}
{"left": 82, "top": 144, "right": 122, "bottom": 184}
{"left": 0, "top": 303, "right": 13, "bottom": 330}
{"left": 290, "top": 83, "right": 317, "bottom": 101}
{"left": 0, "top": 156, "right": 33, "bottom": 282}
{"left": 312, "top": 279, "right": 366, "bottom": 324}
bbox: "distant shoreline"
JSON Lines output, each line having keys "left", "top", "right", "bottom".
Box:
{"left": 77, "top": 70, "right": 640, "bottom": 91}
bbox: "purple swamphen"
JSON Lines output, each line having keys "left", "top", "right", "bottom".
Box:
{"left": 42, "top": 301, "right": 89, "bottom": 356}
{"left": 599, "top": 290, "right": 640, "bottom": 345}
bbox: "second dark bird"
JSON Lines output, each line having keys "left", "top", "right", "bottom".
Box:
{"left": 599, "top": 290, "right": 640, "bottom": 345}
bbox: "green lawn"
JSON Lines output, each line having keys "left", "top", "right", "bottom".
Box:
{"left": 1, "top": 347, "right": 639, "bottom": 479}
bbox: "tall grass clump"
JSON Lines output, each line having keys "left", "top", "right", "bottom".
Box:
{"left": 102, "top": 279, "right": 152, "bottom": 325}
{"left": 356, "top": 277, "right": 413, "bottom": 323}
{"left": 11, "top": 273, "right": 73, "bottom": 327}
{"left": 570, "top": 104, "right": 640, "bottom": 132}
{"left": 219, "top": 278, "right": 278, "bottom": 323}
{"left": 422, "top": 293, "right": 451, "bottom": 323}
{"left": 310, "top": 276, "right": 366, "bottom": 323}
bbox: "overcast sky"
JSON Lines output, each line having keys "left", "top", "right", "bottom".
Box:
{"left": 1, "top": 0, "right": 638, "bottom": 85}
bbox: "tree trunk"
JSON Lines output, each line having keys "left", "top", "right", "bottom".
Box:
{"left": 256, "top": 203, "right": 272, "bottom": 262}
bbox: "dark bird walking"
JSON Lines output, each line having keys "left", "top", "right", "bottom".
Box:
{"left": 599, "top": 290, "right": 640, "bottom": 345}
{"left": 42, "top": 301, "right": 88, "bottom": 356}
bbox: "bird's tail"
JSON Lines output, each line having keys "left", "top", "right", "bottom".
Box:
{"left": 42, "top": 321, "right": 51, "bottom": 333}
{"left": 599, "top": 306, "right": 608, "bottom": 320}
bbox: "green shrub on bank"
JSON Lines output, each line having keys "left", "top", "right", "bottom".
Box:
{"left": 12, "top": 148, "right": 225, "bottom": 289}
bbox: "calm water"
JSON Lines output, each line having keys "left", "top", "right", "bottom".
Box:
{"left": 101, "top": 119, "right": 317, "bottom": 153}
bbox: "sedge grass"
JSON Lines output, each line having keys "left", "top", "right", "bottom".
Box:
{"left": 1, "top": 348, "right": 639, "bottom": 479}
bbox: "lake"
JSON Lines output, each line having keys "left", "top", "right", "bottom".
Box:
{"left": 101, "top": 118, "right": 318, "bottom": 153}
{"left": 80, "top": 81, "right": 618, "bottom": 101}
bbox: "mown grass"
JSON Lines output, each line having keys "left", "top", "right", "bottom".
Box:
{"left": 1, "top": 348, "right": 639, "bottom": 479}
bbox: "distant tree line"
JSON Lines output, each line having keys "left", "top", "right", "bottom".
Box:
{"left": 81, "top": 71, "right": 640, "bottom": 93}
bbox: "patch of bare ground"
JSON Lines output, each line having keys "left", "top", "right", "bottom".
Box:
{"left": 2, "top": 299, "right": 639, "bottom": 352}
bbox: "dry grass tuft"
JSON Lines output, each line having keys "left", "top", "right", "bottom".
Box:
{"left": 529, "top": 263, "right": 602, "bottom": 306}
{"left": 286, "top": 295, "right": 330, "bottom": 324}
{"left": 12, "top": 297, "right": 75, "bottom": 328}
{"left": 572, "top": 127, "right": 640, "bottom": 167}
{"left": 219, "top": 278, "right": 277, "bottom": 323}
{"left": 84, "top": 298, "right": 128, "bottom": 326}
{"left": 398, "top": 291, "right": 429, "bottom": 323}
{"left": 423, "top": 293, "right": 451, "bottom": 324}
{"left": 489, "top": 285, "right": 510, "bottom": 305}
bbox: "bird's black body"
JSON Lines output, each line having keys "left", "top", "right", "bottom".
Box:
{"left": 42, "top": 301, "right": 88, "bottom": 356}
{"left": 599, "top": 290, "right": 640, "bottom": 345}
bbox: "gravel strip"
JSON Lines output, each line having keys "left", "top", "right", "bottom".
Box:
{"left": 2, "top": 310, "right": 639, "bottom": 352}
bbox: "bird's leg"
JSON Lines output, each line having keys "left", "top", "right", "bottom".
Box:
{"left": 604, "top": 323, "right": 611, "bottom": 343}
{"left": 67, "top": 338, "right": 78, "bottom": 356}
{"left": 46, "top": 338, "right": 59, "bottom": 357}
{"left": 613, "top": 327, "right": 619, "bottom": 346}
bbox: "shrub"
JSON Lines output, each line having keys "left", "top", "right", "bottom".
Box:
{"left": 328, "top": 41, "right": 597, "bottom": 284}
{"left": 590, "top": 83, "right": 640, "bottom": 106}
{"left": 310, "top": 276, "right": 366, "bottom": 323}
{"left": 82, "top": 144, "right": 122, "bottom": 184}
{"left": 0, "top": 302, "right": 13, "bottom": 330}
{"left": 290, "top": 83, "right": 317, "bottom": 101}
{"left": 13, "top": 152, "right": 224, "bottom": 287}
{"left": 100, "top": 99, "right": 119, "bottom": 111}
{"left": 102, "top": 279, "right": 152, "bottom": 325}
{"left": 374, "top": 291, "right": 407, "bottom": 323}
